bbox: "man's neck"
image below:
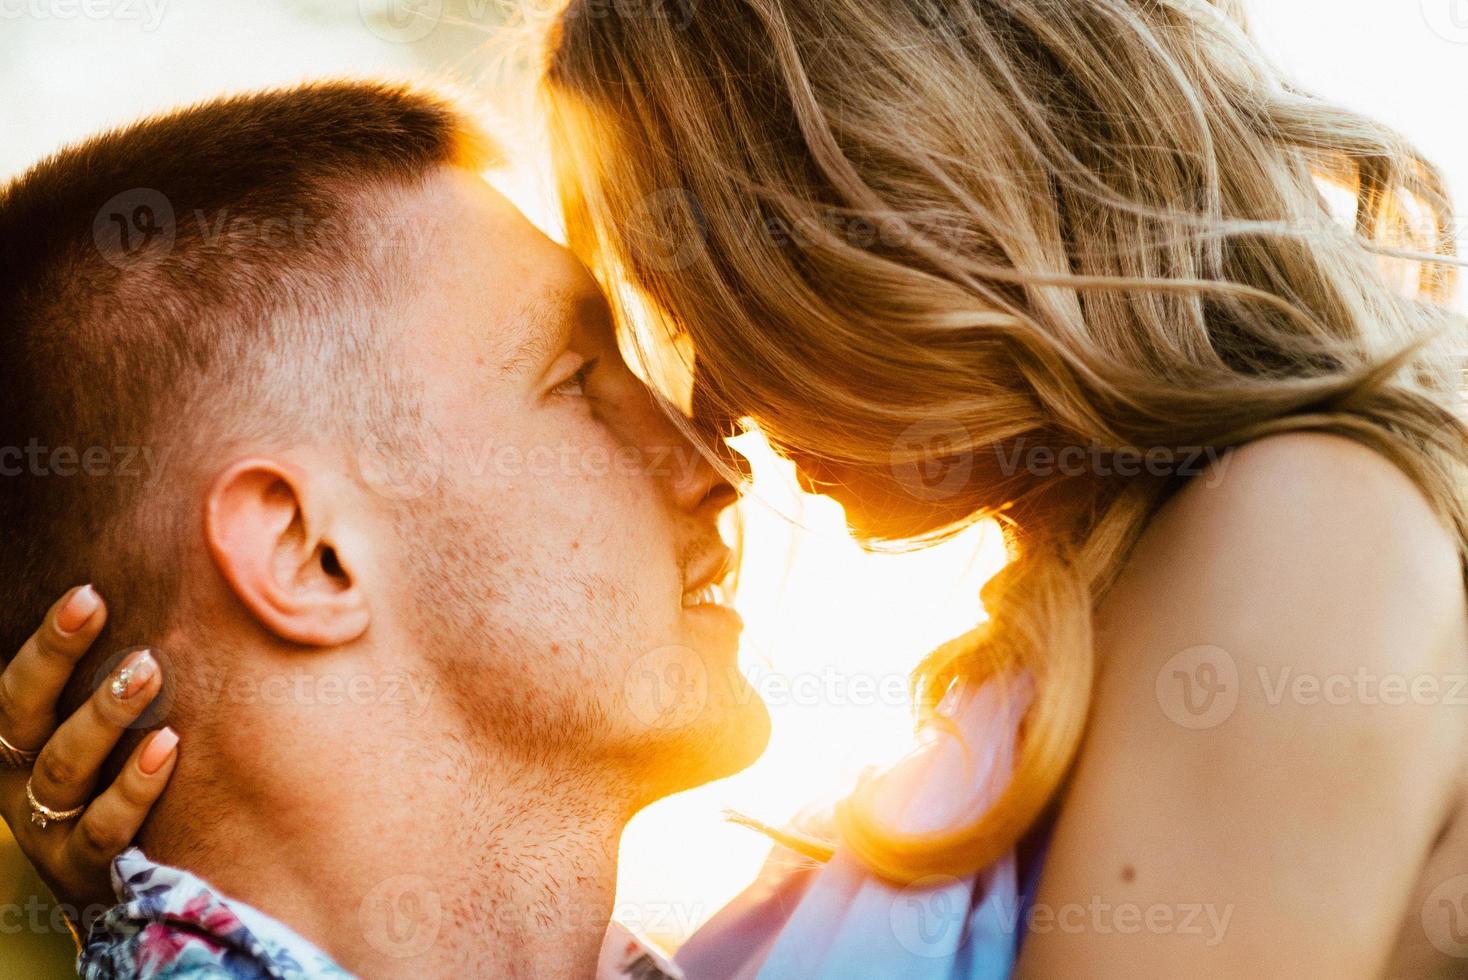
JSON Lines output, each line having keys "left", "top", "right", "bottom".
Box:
{"left": 142, "top": 707, "right": 629, "bottom": 979}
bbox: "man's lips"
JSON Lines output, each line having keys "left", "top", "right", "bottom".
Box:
{"left": 681, "top": 581, "right": 730, "bottom": 609}
{"left": 682, "top": 587, "right": 744, "bottom": 633}
{"left": 681, "top": 547, "right": 734, "bottom": 610}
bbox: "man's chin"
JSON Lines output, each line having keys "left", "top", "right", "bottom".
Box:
{"left": 703, "top": 692, "right": 771, "bottom": 777}
{"left": 615, "top": 619, "right": 769, "bottom": 798}
{"left": 626, "top": 682, "right": 771, "bottom": 805}
{"left": 688, "top": 634, "right": 770, "bottom": 778}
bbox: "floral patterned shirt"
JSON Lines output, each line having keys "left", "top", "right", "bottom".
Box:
{"left": 81, "top": 848, "right": 681, "bottom": 979}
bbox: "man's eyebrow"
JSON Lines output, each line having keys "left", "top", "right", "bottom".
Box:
{"left": 499, "top": 297, "right": 573, "bottom": 378}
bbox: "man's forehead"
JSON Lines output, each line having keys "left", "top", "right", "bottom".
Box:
{"left": 389, "top": 167, "right": 602, "bottom": 371}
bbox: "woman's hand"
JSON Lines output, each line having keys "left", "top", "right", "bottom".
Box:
{"left": 0, "top": 586, "right": 179, "bottom": 915}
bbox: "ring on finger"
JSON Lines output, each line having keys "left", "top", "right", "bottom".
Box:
{"left": 0, "top": 733, "right": 39, "bottom": 769}
{"left": 26, "top": 777, "right": 84, "bottom": 829}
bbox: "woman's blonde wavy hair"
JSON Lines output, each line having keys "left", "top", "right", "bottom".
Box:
{"left": 538, "top": 0, "right": 1468, "bottom": 882}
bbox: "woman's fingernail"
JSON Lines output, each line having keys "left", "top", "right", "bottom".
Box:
{"left": 139, "top": 727, "right": 178, "bottom": 775}
{"left": 56, "top": 585, "right": 100, "bottom": 635}
{"left": 110, "top": 650, "right": 157, "bottom": 701}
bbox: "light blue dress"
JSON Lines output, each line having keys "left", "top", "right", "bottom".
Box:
{"left": 676, "top": 678, "right": 1046, "bottom": 980}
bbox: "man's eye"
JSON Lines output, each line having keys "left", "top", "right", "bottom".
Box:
{"left": 551, "top": 357, "right": 599, "bottom": 398}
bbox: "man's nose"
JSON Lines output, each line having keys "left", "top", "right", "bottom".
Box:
{"left": 689, "top": 368, "right": 753, "bottom": 487}
{"left": 638, "top": 390, "right": 738, "bottom": 519}
{"left": 667, "top": 425, "right": 739, "bottom": 520}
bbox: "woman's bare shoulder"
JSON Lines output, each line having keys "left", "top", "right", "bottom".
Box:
{"left": 1102, "top": 430, "right": 1465, "bottom": 673}
{"left": 1020, "top": 432, "right": 1468, "bottom": 974}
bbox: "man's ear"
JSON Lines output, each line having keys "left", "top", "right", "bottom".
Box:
{"left": 205, "top": 458, "right": 370, "bottom": 647}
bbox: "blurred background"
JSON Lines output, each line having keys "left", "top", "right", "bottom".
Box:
{"left": 0, "top": 0, "right": 1464, "bottom": 972}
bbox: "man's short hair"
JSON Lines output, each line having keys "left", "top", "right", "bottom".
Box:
{"left": 0, "top": 82, "right": 490, "bottom": 706}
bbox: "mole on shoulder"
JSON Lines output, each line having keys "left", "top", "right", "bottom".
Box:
{"left": 1120, "top": 864, "right": 1136, "bottom": 884}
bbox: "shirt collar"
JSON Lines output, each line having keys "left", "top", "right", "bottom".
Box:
{"left": 80, "top": 847, "right": 353, "bottom": 979}
{"left": 81, "top": 847, "right": 682, "bottom": 980}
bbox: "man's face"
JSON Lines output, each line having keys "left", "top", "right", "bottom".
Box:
{"left": 363, "top": 168, "right": 768, "bottom": 801}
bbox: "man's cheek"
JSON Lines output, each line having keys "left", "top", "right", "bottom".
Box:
{"left": 557, "top": 473, "right": 669, "bottom": 551}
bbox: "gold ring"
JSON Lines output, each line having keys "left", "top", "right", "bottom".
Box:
{"left": 0, "top": 733, "right": 39, "bottom": 769}
{"left": 25, "top": 778, "right": 84, "bottom": 829}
